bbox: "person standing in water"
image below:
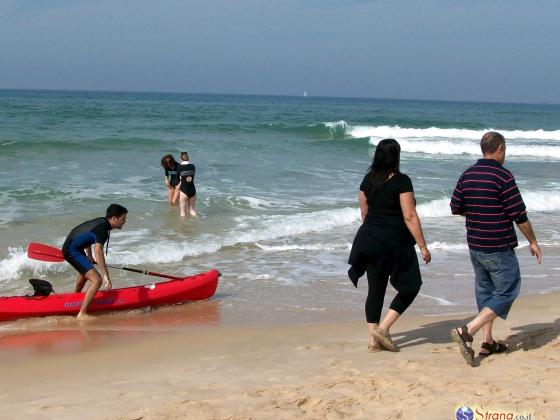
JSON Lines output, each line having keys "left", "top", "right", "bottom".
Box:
{"left": 178, "top": 151, "right": 197, "bottom": 217}
{"left": 348, "top": 139, "right": 431, "bottom": 352}
{"left": 160, "top": 154, "right": 180, "bottom": 205}
{"left": 62, "top": 204, "right": 128, "bottom": 319}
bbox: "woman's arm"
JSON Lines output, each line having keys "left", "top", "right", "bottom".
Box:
{"left": 400, "top": 191, "right": 431, "bottom": 264}
{"left": 359, "top": 191, "right": 368, "bottom": 223}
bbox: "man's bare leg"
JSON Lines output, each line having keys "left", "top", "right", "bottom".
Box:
{"left": 463, "top": 307, "right": 498, "bottom": 338}
{"left": 74, "top": 274, "right": 87, "bottom": 293}
{"left": 76, "top": 269, "right": 102, "bottom": 319}
{"left": 481, "top": 320, "right": 495, "bottom": 344}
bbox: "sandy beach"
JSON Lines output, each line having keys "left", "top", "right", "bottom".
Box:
{"left": 0, "top": 292, "right": 558, "bottom": 420}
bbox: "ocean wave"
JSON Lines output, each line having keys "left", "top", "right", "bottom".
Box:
{"left": 255, "top": 242, "right": 350, "bottom": 252}
{"left": 111, "top": 207, "right": 360, "bottom": 266}
{"left": 383, "top": 138, "right": 560, "bottom": 158}
{"left": 0, "top": 247, "right": 66, "bottom": 285}
{"left": 417, "top": 191, "right": 560, "bottom": 218}
{"left": 347, "top": 125, "right": 560, "bottom": 141}
{"left": 310, "top": 124, "right": 560, "bottom": 158}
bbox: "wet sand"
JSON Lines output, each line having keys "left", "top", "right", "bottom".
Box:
{"left": 1, "top": 292, "right": 559, "bottom": 419}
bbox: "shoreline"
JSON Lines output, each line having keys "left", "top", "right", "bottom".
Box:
{"left": 1, "top": 291, "right": 559, "bottom": 419}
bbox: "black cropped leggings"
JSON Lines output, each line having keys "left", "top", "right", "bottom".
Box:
{"left": 365, "top": 262, "right": 420, "bottom": 324}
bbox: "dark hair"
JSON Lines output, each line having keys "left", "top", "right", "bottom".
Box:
{"left": 480, "top": 131, "right": 505, "bottom": 155}
{"left": 160, "top": 154, "right": 177, "bottom": 169}
{"left": 180, "top": 151, "right": 190, "bottom": 161}
{"left": 368, "top": 139, "right": 401, "bottom": 191}
{"left": 106, "top": 203, "right": 128, "bottom": 219}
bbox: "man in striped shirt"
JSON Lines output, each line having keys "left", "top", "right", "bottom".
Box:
{"left": 449, "top": 131, "right": 541, "bottom": 366}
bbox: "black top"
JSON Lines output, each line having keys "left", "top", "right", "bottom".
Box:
{"left": 164, "top": 162, "right": 180, "bottom": 187}
{"left": 62, "top": 217, "right": 112, "bottom": 252}
{"left": 348, "top": 171, "right": 420, "bottom": 286}
{"left": 178, "top": 162, "right": 195, "bottom": 182}
{"left": 360, "top": 172, "right": 413, "bottom": 233}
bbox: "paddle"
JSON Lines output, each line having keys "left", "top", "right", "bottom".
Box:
{"left": 27, "top": 242, "right": 183, "bottom": 281}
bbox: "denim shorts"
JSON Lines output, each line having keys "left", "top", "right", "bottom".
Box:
{"left": 469, "top": 249, "right": 521, "bottom": 319}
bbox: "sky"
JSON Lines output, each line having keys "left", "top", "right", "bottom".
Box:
{"left": 1, "top": 0, "right": 559, "bottom": 103}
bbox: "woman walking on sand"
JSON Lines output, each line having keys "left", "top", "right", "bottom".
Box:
{"left": 348, "top": 139, "right": 431, "bottom": 352}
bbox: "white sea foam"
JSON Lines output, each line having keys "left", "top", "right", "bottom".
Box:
{"left": 328, "top": 124, "right": 560, "bottom": 158}
{"left": 346, "top": 125, "right": 560, "bottom": 141}
{"left": 238, "top": 196, "right": 278, "bottom": 210}
{"left": 417, "top": 198, "right": 453, "bottom": 218}
{"left": 0, "top": 247, "right": 65, "bottom": 283}
{"left": 417, "top": 191, "right": 560, "bottom": 219}
{"left": 425, "top": 241, "right": 469, "bottom": 251}
{"left": 379, "top": 138, "right": 560, "bottom": 158}
{"left": 110, "top": 207, "right": 360, "bottom": 265}
{"left": 521, "top": 192, "right": 560, "bottom": 212}
{"left": 417, "top": 293, "right": 454, "bottom": 306}
{"left": 323, "top": 120, "right": 348, "bottom": 135}
{"left": 255, "top": 243, "right": 350, "bottom": 252}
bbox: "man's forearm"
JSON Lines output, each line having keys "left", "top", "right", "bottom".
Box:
{"left": 94, "top": 248, "right": 110, "bottom": 278}
{"left": 517, "top": 219, "right": 538, "bottom": 244}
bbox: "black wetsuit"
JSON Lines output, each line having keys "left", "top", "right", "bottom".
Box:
{"left": 62, "top": 217, "right": 112, "bottom": 275}
{"left": 164, "top": 162, "right": 180, "bottom": 187}
{"left": 178, "top": 161, "right": 196, "bottom": 198}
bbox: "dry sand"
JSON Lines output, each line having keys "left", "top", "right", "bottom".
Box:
{"left": 1, "top": 292, "right": 559, "bottom": 420}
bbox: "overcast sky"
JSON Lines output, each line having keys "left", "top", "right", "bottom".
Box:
{"left": 1, "top": 0, "right": 559, "bottom": 103}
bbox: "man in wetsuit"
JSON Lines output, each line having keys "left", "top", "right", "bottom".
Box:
{"left": 62, "top": 204, "right": 128, "bottom": 319}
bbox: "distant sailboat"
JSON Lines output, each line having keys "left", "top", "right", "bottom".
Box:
{"left": 303, "top": 90, "right": 308, "bottom": 98}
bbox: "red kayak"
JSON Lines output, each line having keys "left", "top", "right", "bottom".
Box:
{"left": 0, "top": 269, "right": 220, "bottom": 322}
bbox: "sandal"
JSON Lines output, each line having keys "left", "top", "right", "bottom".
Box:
{"left": 450, "top": 325, "right": 475, "bottom": 366}
{"left": 479, "top": 341, "right": 508, "bottom": 358}
{"left": 371, "top": 328, "right": 399, "bottom": 352}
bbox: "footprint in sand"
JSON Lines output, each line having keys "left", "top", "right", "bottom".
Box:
{"left": 295, "top": 345, "right": 322, "bottom": 351}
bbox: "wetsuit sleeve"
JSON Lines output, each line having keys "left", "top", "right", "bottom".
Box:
{"left": 91, "top": 223, "right": 109, "bottom": 245}
{"left": 450, "top": 175, "right": 465, "bottom": 215}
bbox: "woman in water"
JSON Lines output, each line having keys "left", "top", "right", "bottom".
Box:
{"left": 348, "top": 139, "right": 431, "bottom": 352}
{"left": 178, "top": 151, "right": 197, "bottom": 217}
{"left": 161, "top": 154, "right": 180, "bottom": 205}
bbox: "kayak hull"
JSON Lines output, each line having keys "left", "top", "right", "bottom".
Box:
{"left": 0, "top": 269, "right": 219, "bottom": 322}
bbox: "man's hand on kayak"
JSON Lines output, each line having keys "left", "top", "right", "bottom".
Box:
{"left": 102, "top": 275, "right": 112, "bottom": 290}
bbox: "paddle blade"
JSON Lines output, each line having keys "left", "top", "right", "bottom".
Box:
{"left": 27, "top": 242, "right": 65, "bottom": 263}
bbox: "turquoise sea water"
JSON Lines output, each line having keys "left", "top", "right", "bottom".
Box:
{"left": 1, "top": 89, "right": 559, "bottom": 328}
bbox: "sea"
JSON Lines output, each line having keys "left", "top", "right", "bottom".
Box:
{"left": 1, "top": 89, "right": 559, "bottom": 335}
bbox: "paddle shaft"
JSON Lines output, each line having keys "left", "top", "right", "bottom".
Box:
{"left": 106, "top": 265, "right": 182, "bottom": 280}
{"left": 28, "top": 243, "right": 183, "bottom": 281}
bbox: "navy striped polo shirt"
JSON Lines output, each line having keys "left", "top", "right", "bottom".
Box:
{"left": 450, "top": 158, "right": 528, "bottom": 252}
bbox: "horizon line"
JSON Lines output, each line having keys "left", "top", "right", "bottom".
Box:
{"left": 0, "top": 86, "right": 558, "bottom": 107}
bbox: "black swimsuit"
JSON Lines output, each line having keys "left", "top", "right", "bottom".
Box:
{"left": 178, "top": 162, "right": 196, "bottom": 198}
{"left": 165, "top": 163, "right": 180, "bottom": 187}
